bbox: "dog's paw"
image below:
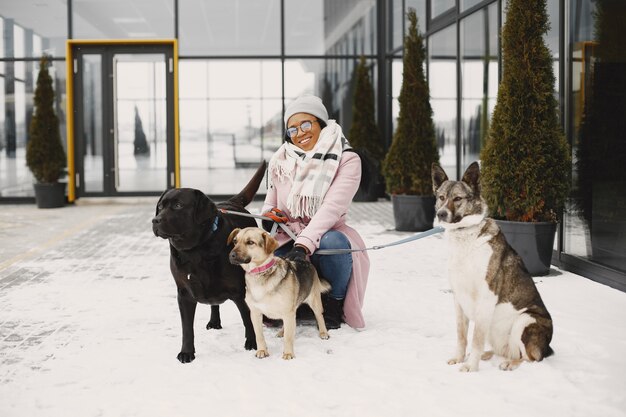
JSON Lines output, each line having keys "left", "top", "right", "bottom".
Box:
{"left": 447, "top": 356, "right": 464, "bottom": 365}
{"left": 481, "top": 351, "right": 494, "bottom": 361}
{"left": 276, "top": 328, "right": 284, "bottom": 338}
{"left": 499, "top": 359, "right": 522, "bottom": 371}
{"left": 459, "top": 363, "right": 478, "bottom": 372}
{"left": 206, "top": 321, "right": 222, "bottom": 330}
{"left": 177, "top": 351, "right": 195, "bottom": 363}
{"left": 282, "top": 352, "right": 295, "bottom": 360}
{"left": 319, "top": 331, "right": 329, "bottom": 340}
{"left": 255, "top": 349, "right": 270, "bottom": 359}
{"left": 245, "top": 338, "right": 257, "bottom": 351}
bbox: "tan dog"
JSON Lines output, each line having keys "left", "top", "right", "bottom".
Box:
{"left": 227, "top": 227, "right": 331, "bottom": 360}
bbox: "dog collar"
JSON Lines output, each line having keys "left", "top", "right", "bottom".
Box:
{"left": 249, "top": 258, "right": 277, "bottom": 275}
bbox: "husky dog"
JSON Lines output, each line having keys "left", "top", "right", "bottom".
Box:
{"left": 228, "top": 227, "right": 331, "bottom": 360}
{"left": 431, "top": 162, "right": 554, "bottom": 372}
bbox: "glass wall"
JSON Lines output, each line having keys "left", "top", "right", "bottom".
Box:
{"left": 429, "top": 25, "right": 457, "bottom": 178}
{"left": 459, "top": 3, "right": 498, "bottom": 171}
{"left": 0, "top": 58, "right": 67, "bottom": 198}
{"left": 178, "top": 60, "right": 282, "bottom": 194}
{"left": 0, "top": 1, "right": 68, "bottom": 198}
{"left": 179, "top": 0, "right": 279, "bottom": 56}
{"left": 73, "top": 0, "right": 174, "bottom": 40}
{"left": 565, "top": 0, "right": 626, "bottom": 274}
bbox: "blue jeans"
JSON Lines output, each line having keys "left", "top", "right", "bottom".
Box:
{"left": 275, "top": 230, "right": 352, "bottom": 300}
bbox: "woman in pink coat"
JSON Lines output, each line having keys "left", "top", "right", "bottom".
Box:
{"left": 262, "top": 94, "right": 370, "bottom": 329}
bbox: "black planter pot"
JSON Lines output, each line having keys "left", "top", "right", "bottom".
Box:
{"left": 495, "top": 220, "right": 557, "bottom": 276}
{"left": 391, "top": 194, "right": 435, "bottom": 232}
{"left": 353, "top": 152, "right": 385, "bottom": 202}
{"left": 33, "top": 182, "right": 67, "bottom": 209}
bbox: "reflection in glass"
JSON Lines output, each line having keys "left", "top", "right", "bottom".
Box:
{"left": 566, "top": 0, "right": 626, "bottom": 273}
{"left": 0, "top": 61, "right": 66, "bottom": 197}
{"left": 113, "top": 54, "right": 167, "bottom": 192}
{"left": 73, "top": 0, "right": 174, "bottom": 41}
{"left": 461, "top": 0, "right": 484, "bottom": 12}
{"left": 284, "top": 58, "right": 366, "bottom": 132}
{"left": 0, "top": 0, "right": 67, "bottom": 58}
{"left": 429, "top": 26, "right": 457, "bottom": 178}
{"left": 179, "top": 0, "right": 280, "bottom": 56}
{"left": 391, "top": 0, "right": 404, "bottom": 51}
{"left": 460, "top": 4, "right": 498, "bottom": 170}
{"left": 432, "top": 0, "right": 455, "bottom": 19}
{"left": 82, "top": 55, "right": 104, "bottom": 193}
{"left": 285, "top": 0, "right": 325, "bottom": 55}
{"left": 178, "top": 60, "right": 281, "bottom": 194}
{"left": 319, "top": 1, "right": 377, "bottom": 57}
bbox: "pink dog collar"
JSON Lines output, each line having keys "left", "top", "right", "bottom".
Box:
{"left": 248, "top": 258, "right": 277, "bottom": 275}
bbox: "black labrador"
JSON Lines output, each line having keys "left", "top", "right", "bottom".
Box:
{"left": 152, "top": 162, "right": 266, "bottom": 363}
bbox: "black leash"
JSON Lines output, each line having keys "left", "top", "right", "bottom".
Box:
{"left": 218, "top": 208, "right": 444, "bottom": 255}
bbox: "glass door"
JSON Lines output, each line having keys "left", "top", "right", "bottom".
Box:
{"left": 72, "top": 44, "right": 175, "bottom": 197}
{"left": 112, "top": 53, "right": 168, "bottom": 192}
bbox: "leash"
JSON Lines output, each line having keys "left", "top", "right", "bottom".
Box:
{"left": 218, "top": 208, "right": 444, "bottom": 255}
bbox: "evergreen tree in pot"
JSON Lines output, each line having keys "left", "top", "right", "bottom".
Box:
{"left": 26, "top": 55, "right": 67, "bottom": 208}
{"left": 479, "top": 0, "right": 571, "bottom": 275}
{"left": 349, "top": 56, "right": 386, "bottom": 202}
{"left": 382, "top": 9, "right": 439, "bottom": 231}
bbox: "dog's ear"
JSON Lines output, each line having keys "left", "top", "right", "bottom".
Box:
{"left": 431, "top": 163, "right": 448, "bottom": 193}
{"left": 227, "top": 228, "right": 241, "bottom": 245}
{"left": 193, "top": 190, "right": 218, "bottom": 225}
{"left": 262, "top": 232, "right": 279, "bottom": 254}
{"left": 461, "top": 162, "right": 481, "bottom": 195}
{"left": 155, "top": 189, "right": 168, "bottom": 216}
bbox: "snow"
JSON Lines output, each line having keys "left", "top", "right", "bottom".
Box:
{"left": 1, "top": 201, "right": 625, "bottom": 417}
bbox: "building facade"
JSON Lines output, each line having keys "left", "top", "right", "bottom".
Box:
{"left": 1, "top": 0, "right": 624, "bottom": 289}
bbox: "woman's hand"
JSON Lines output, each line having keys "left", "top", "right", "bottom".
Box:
{"left": 283, "top": 245, "right": 308, "bottom": 261}
{"left": 262, "top": 207, "right": 288, "bottom": 223}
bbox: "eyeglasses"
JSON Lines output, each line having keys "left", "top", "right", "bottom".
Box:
{"left": 286, "top": 120, "right": 318, "bottom": 138}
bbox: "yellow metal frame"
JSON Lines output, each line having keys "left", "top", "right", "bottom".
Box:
{"left": 65, "top": 39, "right": 180, "bottom": 202}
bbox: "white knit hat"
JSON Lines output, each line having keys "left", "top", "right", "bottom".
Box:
{"left": 284, "top": 95, "right": 329, "bottom": 127}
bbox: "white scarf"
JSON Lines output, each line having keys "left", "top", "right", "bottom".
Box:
{"left": 268, "top": 120, "right": 351, "bottom": 218}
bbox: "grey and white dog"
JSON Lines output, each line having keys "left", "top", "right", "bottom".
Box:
{"left": 431, "top": 162, "right": 554, "bottom": 372}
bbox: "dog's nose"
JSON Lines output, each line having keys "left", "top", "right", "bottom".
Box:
{"left": 437, "top": 210, "right": 448, "bottom": 221}
{"left": 228, "top": 251, "right": 241, "bottom": 265}
{"left": 152, "top": 217, "right": 160, "bottom": 224}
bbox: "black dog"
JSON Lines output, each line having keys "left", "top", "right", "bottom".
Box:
{"left": 152, "top": 162, "right": 266, "bottom": 363}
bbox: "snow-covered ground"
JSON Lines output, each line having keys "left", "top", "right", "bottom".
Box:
{"left": 0, "top": 201, "right": 625, "bottom": 417}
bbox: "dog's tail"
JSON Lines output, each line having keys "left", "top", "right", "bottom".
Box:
{"left": 226, "top": 160, "right": 267, "bottom": 208}
{"left": 318, "top": 278, "right": 332, "bottom": 294}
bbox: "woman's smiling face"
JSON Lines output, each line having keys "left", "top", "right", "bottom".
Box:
{"left": 286, "top": 112, "right": 322, "bottom": 152}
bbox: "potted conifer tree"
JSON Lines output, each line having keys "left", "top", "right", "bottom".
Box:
{"left": 26, "top": 55, "right": 67, "bottom": 208}
{"left": 382, "top": 9, "right": 439, "bottom": 231}
{"left": 480, "top": 0, "right": 571, "bottom": 275}
{"left": 349, "top": 56, "right": 386, "bottom": 202}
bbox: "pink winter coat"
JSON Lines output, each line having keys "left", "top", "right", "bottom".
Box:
{"left": 262, "top": 151, "right": 370, "bottom": 329}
